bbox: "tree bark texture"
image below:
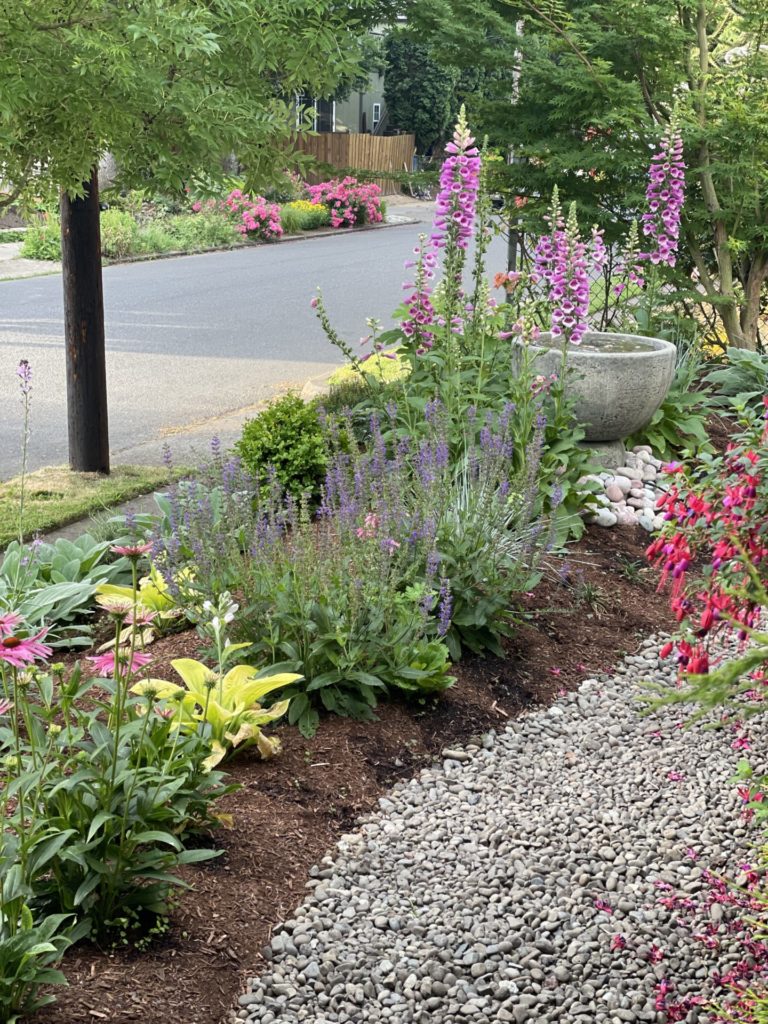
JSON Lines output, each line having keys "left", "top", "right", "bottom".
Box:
{"left": 60, "top": 168, "right": 110, "bottom": 473}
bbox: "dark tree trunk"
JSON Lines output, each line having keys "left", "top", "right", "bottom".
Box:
{"left": 60, "top": 168, "right": 110, "bottom": 473}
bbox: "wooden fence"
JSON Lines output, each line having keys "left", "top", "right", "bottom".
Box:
{"left": 292, "top": 133, "right": 416, "bottom": 195}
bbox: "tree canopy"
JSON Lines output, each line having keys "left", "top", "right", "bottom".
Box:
{"left": 408, "top": 0, "right": 768, "bottom": 349}
{"left": 383, "top": 27, "right": 503, "bottom": 155}
{"left": 0, "top": 0, "right": 391, "bottom": 203}
{"left": 383, "top": 31, "right": 461, "bottom": 153}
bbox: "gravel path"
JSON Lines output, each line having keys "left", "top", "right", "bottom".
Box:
{"left": 234, "top": 635, "right": 763, "bottom": 1024}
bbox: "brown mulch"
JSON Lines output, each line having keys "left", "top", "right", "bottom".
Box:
{"left": 38, "top": 524, "right": 673, "bottom": 1024}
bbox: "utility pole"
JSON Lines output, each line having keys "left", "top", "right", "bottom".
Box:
{"left": 60, "top": 168, "right": 110, "bottom": 474}
{"left": 506, "top": 20, "right": 525, "bottom": 288}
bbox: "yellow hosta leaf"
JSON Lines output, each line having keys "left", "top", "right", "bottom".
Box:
{"left": 224, "top": 721, "right": 255, "bottom": 749}
{"left": 192, "top": 696, "right": 229, "bottom": 731}
{"left": 130, "top": 678, "right": 182, "bottom": 701}
{"left": 95, "top": 583, "right": 134, "bottom": 601}
{"left": 247, "top": 698, "right": 291, "bottom": 725}
{"left": 225, "top": 670, "right": 302, "bottom": 707}
{"left": 171, "top": 658, "right": 219, "bottom": 701}
{"left": 117, "top": 625, "right": 155, "bottom": 648}
{"left": 202, "top": 741, "right": 227, "bottom": 771}
{"left": 256, "top": 732, "right": 282, "bottom": 759}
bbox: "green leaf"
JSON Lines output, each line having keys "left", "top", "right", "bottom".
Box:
{"left": 128, "top": 830, "right": 182, "bottom": 849}
{"left": 73, "top": 873, "right": 102, "bottom": 907}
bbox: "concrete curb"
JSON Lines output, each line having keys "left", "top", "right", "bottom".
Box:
{"left": 0, "top": 216, "right": 422, "bottom": 281}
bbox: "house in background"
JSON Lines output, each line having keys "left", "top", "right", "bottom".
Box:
{"left": 293, "top": 23, "right": 415, "bottom": 192}
{"left": 298, "top": 24, "right": 393, "bottom": 136}
{"left": 334, "top": 70, "right": 386, "bottom": 135}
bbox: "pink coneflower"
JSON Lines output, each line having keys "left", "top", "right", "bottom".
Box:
{"left": 110, "top": 542, "right": 153, "bottom": 558}
{"left": 0, "top": 629, "right": 52, "bottom": 668}
{"left": 95, "top": 594, "right": 134, "bottom": 618}
{"left": 0, "top": 698, "right": 13, "bottom": 715}
{"left": 126, "top": 608, "right": 157, "bottom": 627}
{"left": 88, "top": 649, "right": 152, "bottom": 677}
{"left": 0, "top": 612, "right": 23, "bottom": 637}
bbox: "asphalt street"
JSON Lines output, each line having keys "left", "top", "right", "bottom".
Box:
{"left": 0, "top": 206, "right": 507, "bottom": 478}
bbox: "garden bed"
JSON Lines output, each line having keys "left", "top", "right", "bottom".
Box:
{"left": 38, "top": 523, "right": 673, "bottom": 1024}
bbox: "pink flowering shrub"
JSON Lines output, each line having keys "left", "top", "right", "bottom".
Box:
{"left": 306, "top": 176, "right": 383, "bottom": 229}
{"left": 220, "top": 189, "right": 282, "bottom": 241}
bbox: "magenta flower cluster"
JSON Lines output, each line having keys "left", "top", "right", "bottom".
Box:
{"left": 401, "top": 114, "right": 481, "bottom": 350}
{"left": 16, "top": 359, "right": 32, "bottom": 396}
{"left": 306, "top": 176, "right": 383, "bottom": 229}
{"left": 533, "top": 203, "right": 603, "bottom": 345}
{"left": 641, "top": 127, "right": 685, "bottom": 267}
{"left": 221, "top": 189, "right": 283, "bottom": 241}
{"left": 401, "top": 238, "right": 438, "bottom": 351}
{"left": 430, "top": 119, "right": 481, "bottom": 253}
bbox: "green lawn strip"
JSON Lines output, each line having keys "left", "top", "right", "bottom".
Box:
{"left": 0, "top": 464, "right": 184, "bottom": 546}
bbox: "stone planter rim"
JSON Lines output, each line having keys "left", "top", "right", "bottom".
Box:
{"left": 531, "top": 330, "right": 676, "bottom": 358}
{"left": 515, "top": 330, "right": 677, "bottom": 443}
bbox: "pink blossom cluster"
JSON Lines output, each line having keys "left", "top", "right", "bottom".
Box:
{"left": 190, "top": 198, "right": 217, "bottom": 215}
{"left": 641, "top": 127, "right": 686, "bottom": 267}
{"left": 401, "top": 238, "right": 438, "bottom": 351}
{"left": 221, "top": 189, "right": 282, "bottom": 241}
{"left": 0, "top": 611, "right": 52, "bottom": 668}
{"left": 649, "top": 860, "right": 768, "bottom": 1021}
{"left": 401, "top": 115, "right": 480, "bottom": 350}
{"left": 306, "top": 177, "right": 383, "bottom": 229}
{"left": 533, "top": 202, "right": 602, "bottom": 345}
{"left": 430, "top": 118, "right": 481, "bottom": 253}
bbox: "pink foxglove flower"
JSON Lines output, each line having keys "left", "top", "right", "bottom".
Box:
{"left": 401, "top": 107, "right": 480, "bottom": 350}
{"left": 641, "top": 126, "right": 686, "bottom": 267}
{"left": 533, "top": 191, "right": 592, "bottom": 345}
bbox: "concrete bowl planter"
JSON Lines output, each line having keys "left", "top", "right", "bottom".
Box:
{"left": 522, "top": 331, "right": 676, "bottom": 442}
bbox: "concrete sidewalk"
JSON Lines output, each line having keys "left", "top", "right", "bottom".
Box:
{"left": 0, "top": 240, "right": 60, "bottom": 281}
